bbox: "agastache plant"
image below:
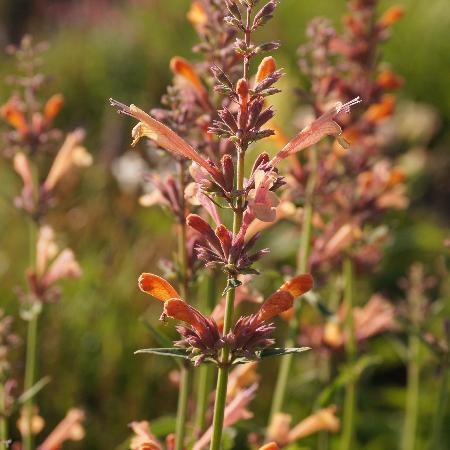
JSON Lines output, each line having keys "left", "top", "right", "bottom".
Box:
{"left": 0, "top": 36, "right": 88, "bottom": 450}
{"left": 259, "top": 1, "right": 408, "bottom": 448}
{"left": 111, "top": 1, "right": 359, "bottom": 449}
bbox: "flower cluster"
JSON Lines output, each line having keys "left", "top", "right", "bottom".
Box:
{"left": 0, "top": 35, "right": 87, "bottom": 449}
{"left": 138, "top": 272, "right": 312, "bottom": 366}
{"left": 112, "top": 1, "right": 360, "bottom": 449}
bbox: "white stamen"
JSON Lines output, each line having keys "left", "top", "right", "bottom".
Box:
{"left": 337, "top": 96, "right": 362, "bottom": 114}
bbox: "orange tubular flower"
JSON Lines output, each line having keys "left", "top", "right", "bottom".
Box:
{"left": 378, "top": 6, "right": 405, "bottom": 28}
{"left": 187, "top": 0, "right": 208, "bottom": 32}
{"left": 258, "top": 273, "right": 314, "bottom": 324}
{"left": 170, "top": 56, "right": 210, "bottom": 110}
{"left": 109, "top": 99, "right": 225, "bottom": 187}
{"left": 228, "top": 274, "right": 313, "bottom": 358}
{"left": 270, "top": 97, "right": 361, "bottom": 166}
{"left": 255, "top": 56, "right": 277, "bottom": 84}
{"left": 363, "top": 94, "right": 395, "bottom": 123}
{"left": 0, "top": 96, "right": 28, "bottom": 134}
{"left": 138, "top": 273, "right": 223, "bottom": 365}
{"left": 44, "top": 94, "right": 64, "bottom": 122}
{"left": 138, "top": 273, "right": 181, "bottom": 301}
{"left": 377, "top": 70, "right": 404, "bottom": 90}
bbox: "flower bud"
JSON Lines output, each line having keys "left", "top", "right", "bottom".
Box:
{"left": 255, "top": 56, "right": 277, "bottom": 84}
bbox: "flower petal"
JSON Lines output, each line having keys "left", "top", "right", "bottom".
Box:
{"left": 287, "top": 405, "right": 340, "bottom": 442}
{"left": 255, "top": 56, "right": 277, "bottom": 84}
{"left": 279, "top": 274, "right": 314, "bottom": 298}
{"left": 110, "top": 100, "right": 224, "bottom": 185}
{"left": 138, "top": 273, "right": 180, "bottom": 301}
{"left": 38, "top": 409, "right": 85, "bottom": 450}
{"left": 44, "top": 94, "right": 64, "bottom": 121}
{"left": 256, "top": 291, "right": 294, "bottom": 323}
{"left": 43, "top": 128, "right": 86, "bottom": 191}
{"left": 271, "top": 98, "right": 361, "bottom": 166}
{"left": 164, "top": 298, "right": 204, "bottom": 332}
{"left": 170, "top": 56, "right": 208, "bottom": 101}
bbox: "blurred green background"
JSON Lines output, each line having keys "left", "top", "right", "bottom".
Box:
{"left": 0, "top": 1, "right": 449, "bottom": 449}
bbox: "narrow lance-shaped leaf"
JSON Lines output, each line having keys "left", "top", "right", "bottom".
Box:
{"left": 134, "top": 347, "right": 191, "bottom": 360}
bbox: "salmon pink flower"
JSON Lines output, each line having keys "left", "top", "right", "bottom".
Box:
{"left": 270, "top": 97, "right": 361, "bottom": 166}
{"left": 37, "top": 409, "right": 85, "bottom": 450}
{"left": 170, "top": 56, "right": 211, "bottom": 111}
{"left": 27, "top": 225, "right": 82, "bottom": 302}
{"left": 247, "top": 170, "right": 280, "bottom": 222}
{"left": 129, "top": 421, "right": 162, "bottom": 450}
{"left": 187, "top": 0, "right": 208, "bottom": 32}
{"left": 300, "top": 294, "right": 397, "bottom": 353}
{"left": 109, "top": 99, "right": 225, "bottom": 187}
{"left": 227, "top": 361, "right": 260, "bottom": 399}
{"left": 268, "top": 406, "right": 339, "bottom": 445}
{"left": 13, "top": 152, "right": 35, "bottom": 214}
{"left": 43, "top": 128, "right": 90, "bottom": 192}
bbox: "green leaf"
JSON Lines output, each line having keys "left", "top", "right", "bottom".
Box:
{"left": 147, "top": 415, "right": 176, "bottom": 437}
{"left": 259, "top": 347, "right": 311, "bottom": 358}
{"left": 316, "top": 355, "right": 381, "bottom": 407}
{"left": 18, "top": 376, "right": 51, "bottom": 405}
{"left": 304, "top": 292, "right": 334, "bottom": 318}
{"left": 222, "top": 277, "right": 242, "bottom": 295}
{"left": 135, "top": 347, "right": 191, "bottom": 360}
{"left": 232, "top": 347, "right": 311, "bottom": 364}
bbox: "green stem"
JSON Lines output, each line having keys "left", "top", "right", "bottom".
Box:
{"left": 0, "top": 383, "right": 8, "bottom": 450}
{"left": 402, "top": 267, "right": 423, "bottom": 450}
{"left": 402, "top": 338, "right": 420, "bottom": 450}
{"left": 175, "top": 366, "right": 191, "bottom": 450}
{"left": 268, "top": 150, "right": 317, "bottom": 424}
{"left": 209, "top": 288, "right": 235, "bottom": 450}
{"left": 428, "top": 363, "right": 449, "bottom": 450}
{"left": 23, "top": 312, "right": 39, "bottom": 450}
{"left": 175, "top": 161, "right": 191, "bottom": 450}
{"left": 209, "top": 145, "right": 245, "bottom": 450}
{"left": 194, "top": 275, "right": 217, "bottom": 435}
{"left": 339, "top": 257, "right": 356, "bottom": 450}
{"left": 23, "top": 212, "right": 39, "bottom": 450}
